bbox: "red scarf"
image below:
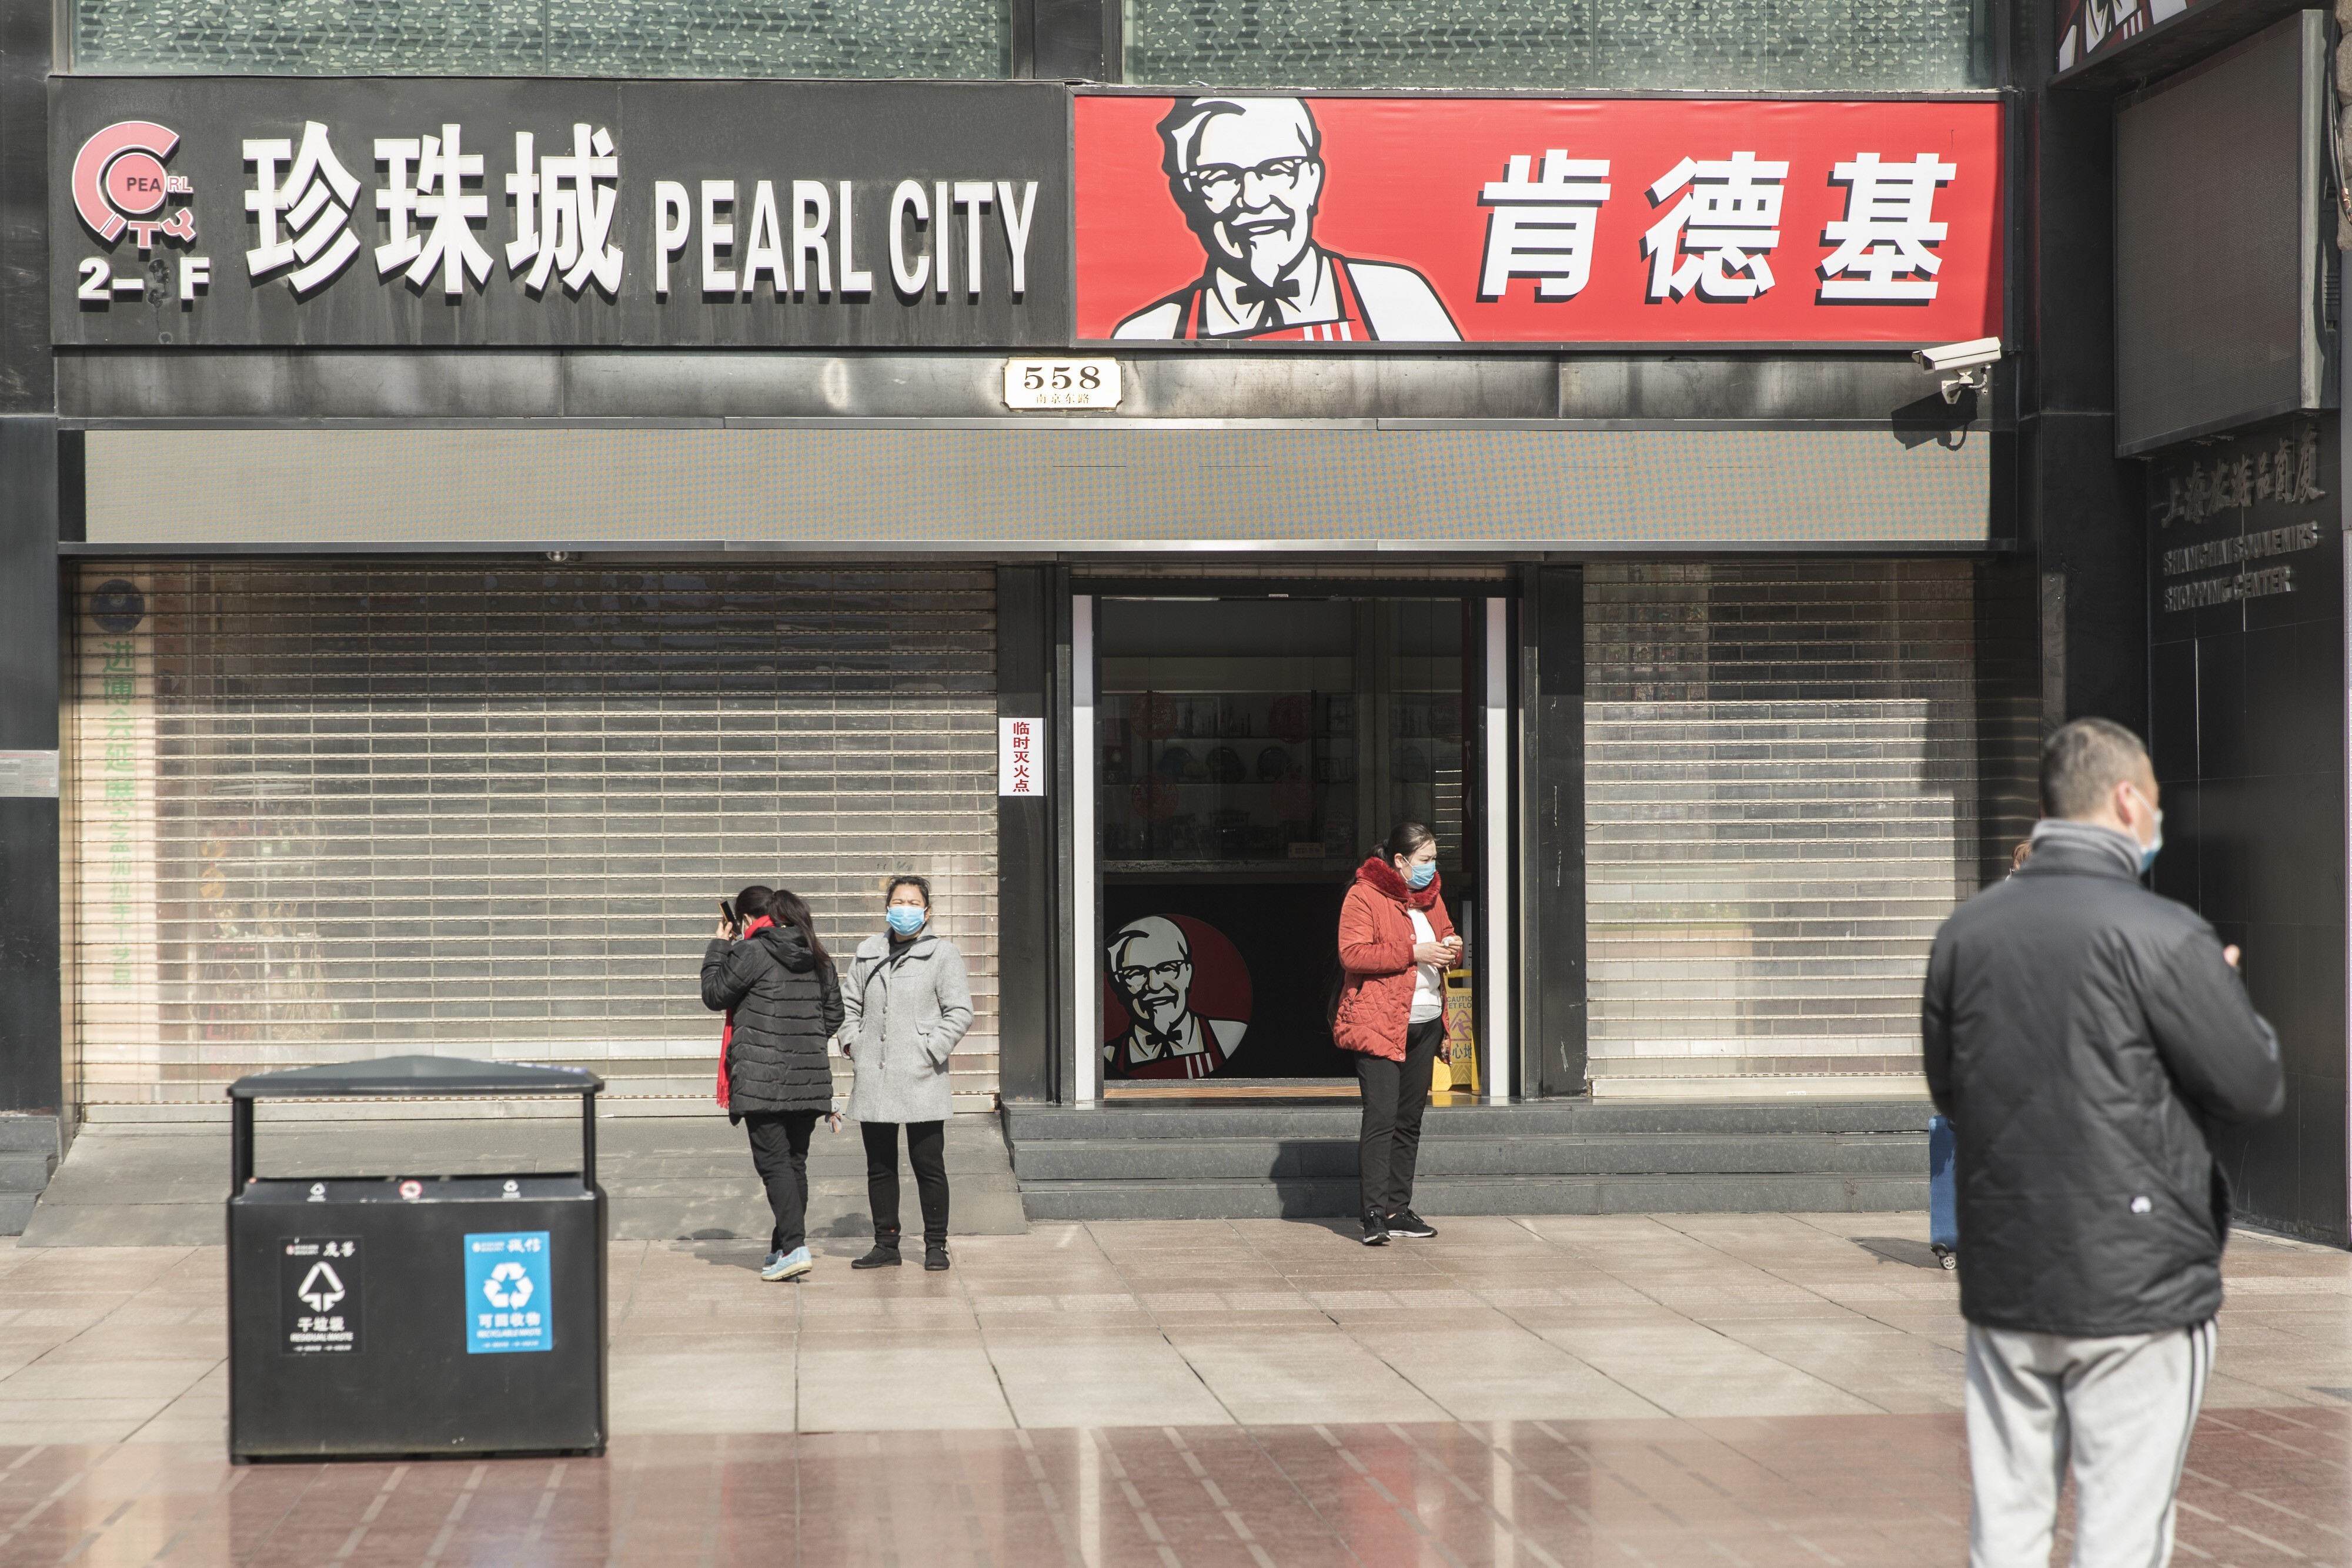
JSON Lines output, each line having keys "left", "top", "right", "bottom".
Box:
{"left": 716, "top": 915, "right": 774, "bottom": 1109}
{"left": 1356, "top": 855, "right": 1442, "bottom": 910}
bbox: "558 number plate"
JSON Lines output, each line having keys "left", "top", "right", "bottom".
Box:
{"left": 1003, "top": 358, "right": 1122, "bottom": 410}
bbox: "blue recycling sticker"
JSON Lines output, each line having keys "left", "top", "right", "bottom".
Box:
{"left": 464, "top": 1231, "right": 552, "bottom": 1354}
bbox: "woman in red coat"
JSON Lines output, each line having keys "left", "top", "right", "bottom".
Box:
{"left": 1334, "top": 820, "right": 1461, "bottom": 1245}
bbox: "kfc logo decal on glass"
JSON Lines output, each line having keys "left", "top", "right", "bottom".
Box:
{"left": 1103, "top": 915, "right": 1252, "bottom": 1080}
{"left": 72, "top": 122, "right": 211, "bottom": 306}
{"left": 1075, "top": 96, "right": 2002, "bottom": 346}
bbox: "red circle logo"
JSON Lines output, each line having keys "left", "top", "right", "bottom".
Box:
{"left": 398, "top": 1179, "right": 423, "bottom": 1201}
{"left": 103, "top": 152, "right": 168, "bottom": 216}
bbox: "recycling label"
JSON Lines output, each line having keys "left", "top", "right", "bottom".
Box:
{"left": 464, "top": 1231, "right": 552, "bottom": 1354}
{"left": 280, "top": 1238, "right": 362, "bottom": 1354}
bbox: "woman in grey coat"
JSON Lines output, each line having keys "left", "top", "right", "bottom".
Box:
{"left": 839, "top": 874, "right": 973, "bottom": 1271}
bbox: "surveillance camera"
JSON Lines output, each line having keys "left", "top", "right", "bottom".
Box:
{"left": 1913, "top": 337, "right": 2003, "bottom": 373}
{"left": 1913, "top": 337, "right": 2003, "bottom": 403}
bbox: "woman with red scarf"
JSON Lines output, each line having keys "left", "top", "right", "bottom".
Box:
{"left": 1333, "top": 821, "right": 1461, "bottom": 1246}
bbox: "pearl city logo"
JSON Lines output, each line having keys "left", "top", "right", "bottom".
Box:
{"left": 72, "top": 120, "right": 211, "bottom": 306}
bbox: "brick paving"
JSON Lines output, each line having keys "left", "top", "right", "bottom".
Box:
{"left": 0, "top": 1213, "right": 2343, "bottom": 1563}
{"left": 0, "top": 1411, "right": 2346, "bottom": 1566}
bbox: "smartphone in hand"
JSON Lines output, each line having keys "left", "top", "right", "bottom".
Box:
{"left": 718, "top": 899, "right": 737, "bottom": 934}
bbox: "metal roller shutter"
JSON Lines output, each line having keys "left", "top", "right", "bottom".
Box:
{"left": 1584, "top": 561, "right": 1977, "bottom": 1095}
{"left": 67, "top": 563, "right": 997, "bottom": 1111}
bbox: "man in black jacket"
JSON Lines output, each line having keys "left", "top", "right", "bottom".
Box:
{"left": 1923, "top": 717, "right": 2283, "bottom": 1568}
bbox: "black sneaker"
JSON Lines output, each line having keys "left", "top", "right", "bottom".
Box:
{"left": 1388, "top": 1209, "right": 1437, "bottom": 1239}
{"left": 1360, "top": 1209, "right": 1391, "bottom": 1246}
{"left": 851, "top": 1232, "right": 903, "bottom": 1269}
{"left": 924, "top": 1242, "right": 951, "bottom": 1272}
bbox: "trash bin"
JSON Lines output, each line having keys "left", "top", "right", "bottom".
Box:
{"left": 226, "top": 1055, "right": 607, "bottom": 1461}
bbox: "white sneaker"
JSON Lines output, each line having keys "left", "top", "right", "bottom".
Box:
{"left": 763, "top": 1246, "right": 813, "bottom": 1281}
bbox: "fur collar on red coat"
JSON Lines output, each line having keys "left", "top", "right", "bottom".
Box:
{"left": 1355, "top": 855, "right": 1442, "bottom": 911}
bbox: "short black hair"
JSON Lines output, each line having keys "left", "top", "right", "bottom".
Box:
{"left": 2040, "top": 717, "right": 2151, "bottom": 820}
{"left": 884, "top": 874, "right": 931, "bottom": 907}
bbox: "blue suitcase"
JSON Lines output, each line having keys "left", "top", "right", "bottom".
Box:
{"left": 1927, "top": 1115, "right": 1958, "bottom": 1269}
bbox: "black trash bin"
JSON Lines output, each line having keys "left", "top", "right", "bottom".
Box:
{"left": 226, "top": 1055, "right": 607, "bottom": 1461}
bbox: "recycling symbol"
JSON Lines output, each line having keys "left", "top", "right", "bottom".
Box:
{"left": 297, "top": 1262, "right": 346, "bottom": 1313}
{"left": 482, "top": 1262, "right": 534, "bottom": 1310}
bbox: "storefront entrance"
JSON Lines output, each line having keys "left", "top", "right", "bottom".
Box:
{"left": 1091, "top": 594, "right": 1485, "bottom": 1090}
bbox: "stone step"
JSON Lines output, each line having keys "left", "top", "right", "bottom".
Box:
{"left": 0, "top": 1152, "right": 56, "bottom": 1192}
{"left": 1001, "top": 1099, "right": 1932, "bottom": 1142}
{"left": 1010, "top": 1131, "right": 1926, "bottom": 1183}
{"left": 0, "top": 1116, "right": 62, "bottom": 1156}
{"left": 1016, "top": 1172, "right": 1931, "bottom": 1221}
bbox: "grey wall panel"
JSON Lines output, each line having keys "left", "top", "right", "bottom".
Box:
{"left": 84, "top": 424, "right": 1993, "bottom": 551}
{"left": 2114, "top": 14, "right": 2331, "bottom": 453}
{"left": 64, "top": 562, "right": 1000, "bottom": 1108}
{"left": 1558, "top": 356, "right": 1967, "bottom": 423}
{"left": 1525, "top": 564, "right": 1585, "bottom": 1096}
{"left": 995, "top": 566, "right": 1057, "bottom": 1102}
{"left": 0, "top": 418, "right": 61, "bottom": 1118}
{"left": 61, "top": 348, "right": 1985, "bottom": 425}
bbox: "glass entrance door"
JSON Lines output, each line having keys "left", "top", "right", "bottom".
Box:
{"left": 1095, "top": 596, "right": 1479, "bottom": 1085}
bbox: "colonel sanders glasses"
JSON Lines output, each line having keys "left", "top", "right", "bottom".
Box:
{"left": 1180, "top": 156, "right": 1315, "bottom": 206}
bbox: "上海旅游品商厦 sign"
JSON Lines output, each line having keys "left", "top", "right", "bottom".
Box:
{"left": 52, "top": 77, "right": 1070, "bottom": 348}
{"left": 1075, "top": 93, "right": 2003, "bottom": 348}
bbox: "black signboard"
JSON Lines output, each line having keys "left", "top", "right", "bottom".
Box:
{"left": 280, "top": 1236, "right": 362, "bottom": 1354}
{"left": 52, "top": 78, "right": 1071, "bottom": 348}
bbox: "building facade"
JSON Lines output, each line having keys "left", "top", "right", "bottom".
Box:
{"left": 0, "top": 0, "right": 2341, "bottom": 1239}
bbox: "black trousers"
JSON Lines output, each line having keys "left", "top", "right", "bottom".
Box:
{"left": 743, "top": 1110, "right": 820, "bottom": 1254}
{"left": 1355, "top": 1017, "right": 1444, "bottom": 1217}
{"left": 861, "top": 1119, "right": 950, "bottom": 1246}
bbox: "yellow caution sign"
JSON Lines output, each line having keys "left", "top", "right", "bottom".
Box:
{"left": 1436, "top": 968, "right": 1478, "bottom": 1098}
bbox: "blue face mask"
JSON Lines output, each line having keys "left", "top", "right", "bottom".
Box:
{"left": 886, "top": 905, "right": 926, "bottom": 937}
{"left": 2127, "top": 784, "right": 2163, "bottom": 874}
{"left": 1405, "top": 858, "right": 1436, "bottom": 891}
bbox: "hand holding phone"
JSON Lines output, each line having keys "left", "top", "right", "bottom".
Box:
{"left": 716, "top": 899, "right": 737, "bottom": 940}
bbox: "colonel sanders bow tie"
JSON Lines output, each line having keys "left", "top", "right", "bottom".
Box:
{"left": 1233, "top": 276, "right": 1302, "bottom": 328}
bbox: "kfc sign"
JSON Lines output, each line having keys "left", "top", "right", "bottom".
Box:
{"left": 1075, "top": 95, "right": 2004, "bottom": 347}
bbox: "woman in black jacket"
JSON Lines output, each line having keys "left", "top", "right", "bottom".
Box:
{"left": 702, "top": 885, "right": 844, "bottom": 1281}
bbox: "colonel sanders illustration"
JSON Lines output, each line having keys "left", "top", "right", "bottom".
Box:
{"left": 1111, "top": 96, "right": 1461, "bottom": 343}
{"left": 2054, "top": 0, "right": 2189, "bottom": 70}
{"left": 1105, "top": 916, "right": 1250, "bottom": 1079}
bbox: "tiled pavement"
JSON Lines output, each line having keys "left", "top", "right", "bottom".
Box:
{"left": 0, "top": 1213, "right": 2344, "bottom": 1563}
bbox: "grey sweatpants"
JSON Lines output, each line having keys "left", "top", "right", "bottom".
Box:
{"left": 1966, "top": 1319, "right": 2214, "bottom": 1568}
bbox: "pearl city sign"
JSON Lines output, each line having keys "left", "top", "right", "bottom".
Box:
{"left": 54, "top": 81, "right": 2000, "bottom": 350}
{"left": 53, "top": 78, "right": 1071, "bottom": 348}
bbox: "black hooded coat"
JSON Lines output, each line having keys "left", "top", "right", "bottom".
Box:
{"left": 701, "top": 923, "right": 844, "bottom": 1118}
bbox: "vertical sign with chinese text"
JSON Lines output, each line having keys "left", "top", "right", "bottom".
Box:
{"left": 999, "top": 717, "right": 1045, "bottom": 798}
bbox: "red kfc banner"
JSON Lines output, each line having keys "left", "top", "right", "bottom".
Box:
{"left": 1075, "top": 95, "right": 2004, "bottom": 347}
